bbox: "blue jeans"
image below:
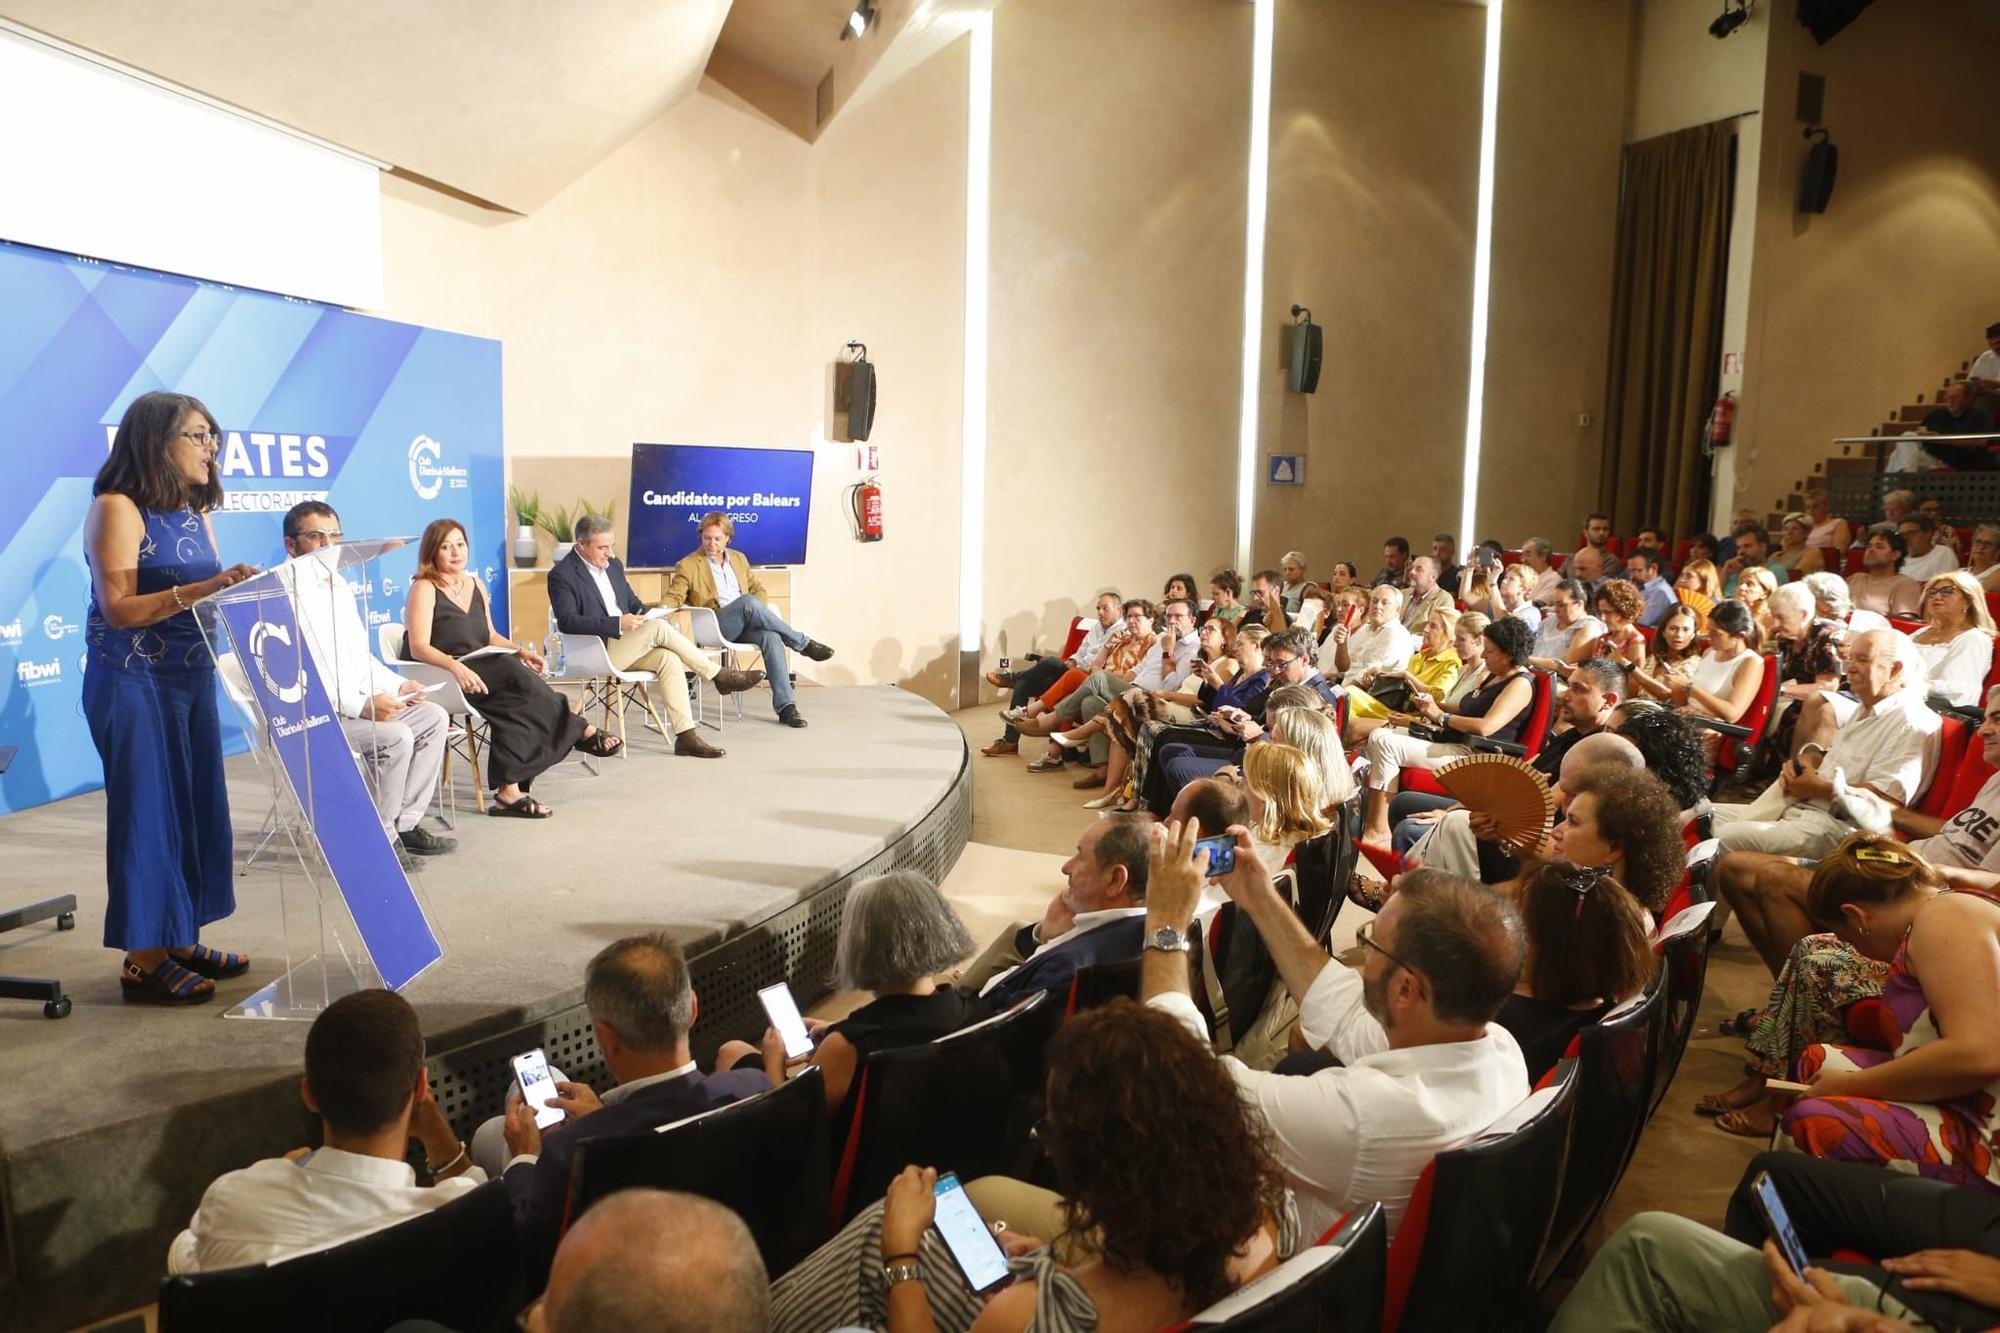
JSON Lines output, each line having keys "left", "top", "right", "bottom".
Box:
{"left": 717, "top": 596, "right": 810, "bottom": 713}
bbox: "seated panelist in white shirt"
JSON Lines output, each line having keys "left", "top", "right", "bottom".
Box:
{"left": 169, "top": 988, "right": 483, "bottom": 1273}
{"left": 282, "top": 502, "right": 455, "bottom": 862}
{"left": 547, "top": 514, "right": 764, "bottom": 760}
{"left": 1141, "top": 822, "right": 1530, "bottom": 1239}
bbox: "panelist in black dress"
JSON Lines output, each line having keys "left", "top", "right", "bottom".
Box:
{"left": 402, "top": 519, "right": 610, "bottom": 817}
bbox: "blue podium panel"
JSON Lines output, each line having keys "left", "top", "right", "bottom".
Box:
{"left": 213, "top": 573, "right": 441, "bottom": 992}
{"left": 0, "top": 237, "right": 504, "bottom": 817}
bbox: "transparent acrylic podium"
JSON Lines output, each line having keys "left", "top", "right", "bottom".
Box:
{"left": 199, "top": 538, "right": 445, "bottom": 1021}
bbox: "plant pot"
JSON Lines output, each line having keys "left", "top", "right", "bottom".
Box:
{"left": 512, "top": 526, "right": 540, "bottom": 568}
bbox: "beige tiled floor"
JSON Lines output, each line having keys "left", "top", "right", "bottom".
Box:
{"left": 937, "top": 702, "right": 1774, "bottom": 1257}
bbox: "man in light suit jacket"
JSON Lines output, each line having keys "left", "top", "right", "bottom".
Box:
{"left": 663, "top": 511, "right": 833, "bottom": 728}
{"left": 491, "top": 933, "right": 772, "bottom": 1281}
{"left": 549, "top": 515, "right": 761, "bottom": 759}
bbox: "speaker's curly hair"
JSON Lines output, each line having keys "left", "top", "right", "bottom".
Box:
{"left": 1045, "top": 1000, "right": 1288, "bottom": 1310}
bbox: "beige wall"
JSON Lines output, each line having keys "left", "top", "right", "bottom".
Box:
{"left": 1478, "top": 0, "right": 1633, "bottom": 548}
{"left": 983, "top": 0, "right": 1250, "bottom": 658}
{"left": 1735, "top": 0, "right": 2000, "bottom": 519}
{"left": 1253, "top": 0, "right": 1485, "bottom": 573}
{"left": 1626, "top": 0, "right": 1767, "bottom": 144}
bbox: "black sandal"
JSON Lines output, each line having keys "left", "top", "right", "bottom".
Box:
{"left": 573, "top": 731, "right": 623, "bottom": 758}
{"left": 121, "top": 957, "right": 216, "bottom": 1006}
{"left": 1720, "top": 1008, "right": 1761, "bottom": 1037}
{"left": 171, "top": 944, "right": 251, "bottom": 979}
{"left": 488, "top": 794, "right": 554, "bottom": 818}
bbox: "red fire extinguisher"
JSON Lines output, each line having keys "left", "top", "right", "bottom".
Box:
{"left": 850, "top": 476, "right": 883, "bottom": 542}
{"left": 1707, "top": 391, "right": 1737, "bottom": 447}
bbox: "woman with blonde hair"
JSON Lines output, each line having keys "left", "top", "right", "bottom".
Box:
{"left": 1239, "top": 740, "right": 1332, "bottom": 863}
{"left": 1268, "top": 704, "right": 1357, "bottom": 810}
{"left": 1733, "top": 565, "right": 1779, "bottom": 642}
{"left": 1344, "top": 607, "right": 1464, "bottom": 740}
{"left": 1910, "top": 570, "right": 1997, "bottom": 707}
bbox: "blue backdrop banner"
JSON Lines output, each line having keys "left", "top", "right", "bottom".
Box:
{"left": 626, "top": 442, "right": 815, "bottom": 567}
{"left": 0, "top": 238, "right": 505, "bottom": 816}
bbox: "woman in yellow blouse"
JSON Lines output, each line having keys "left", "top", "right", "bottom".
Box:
{"left": 1345, "top": 607, "right": 1464, "bottom": 741}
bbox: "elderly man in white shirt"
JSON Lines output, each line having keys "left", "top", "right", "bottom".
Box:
{"left": 282, "top": 503, "right": 455, "bottom": 861}
{"left": 1061, "top": 598, "right": 1201, "bottom": 774}
{"left": 1713, "top": 627, "right": 1940, "bottom": 867}
{"left": 1139, "top": 823, "right": 1528, "bottom": 1239}
{"left": 169, "top": 989, "right": 483, "bottom": 1273}
{"left": 1322, "top": 583, "right": 1418, "bottom": 682}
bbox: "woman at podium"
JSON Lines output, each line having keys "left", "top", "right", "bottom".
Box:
{"left": 82, "top": 391, "right": 260, "bottom": 1006}
{"left": 402, "top": 518, "right": 604, "bottom": 817}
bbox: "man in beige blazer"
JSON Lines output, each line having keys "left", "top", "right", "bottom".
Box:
{"left": 663, "top": 511, "right": 833, "bottom": 727}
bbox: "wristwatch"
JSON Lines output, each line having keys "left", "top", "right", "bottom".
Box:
{"left": 882, "top": 1258, "right": 924, "bottom": 1287}
{"left": 1146, "top": 925, "right": 1191, "bottom": 954}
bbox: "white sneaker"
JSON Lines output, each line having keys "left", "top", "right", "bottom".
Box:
{"left": 1082, "top": 791, "right": 1122, "bottom": 810}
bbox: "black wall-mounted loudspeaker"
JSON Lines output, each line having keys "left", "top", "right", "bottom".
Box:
{"left": 1798, "top": 133, "right": 1838, "bottom": 214}
{"left": 1288, "top": 315, "right": 1322, "bottom": 394}
{"left": 836, "top": 345, "right": 876, "bottom": 441}
{"left": 1798, "top": 0, "right": 1872, "bottom": 45}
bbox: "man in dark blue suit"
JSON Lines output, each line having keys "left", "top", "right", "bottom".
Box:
{"left": 547, "top": 515, "right": 762, "bottom": 758}
{"left": 959, "top": 814, "right": 1152, "bottom": 1012}
{"left": 492, "top": 933, "right": 771, "bottom": 1277}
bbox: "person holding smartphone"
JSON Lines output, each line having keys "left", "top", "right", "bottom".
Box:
{"left": 769, "top": 1002, "right": 1301, "bottom": 1332}
{"left": 1552, "top": 1150, "right": 2000, "bottom": 1332}
{"left": 759, "top": 873, "right": 975, "bottom": 1128}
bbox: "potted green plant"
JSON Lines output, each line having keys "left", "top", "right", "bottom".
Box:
{"left": 535, "top": 499, "right": 617, "bottom": 548}
{"left": 509, "top": 487, "right": 543, "bottom": 567}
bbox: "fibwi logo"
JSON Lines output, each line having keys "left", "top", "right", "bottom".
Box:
{"left": 407, "top": 434, "right": 469, "bottom": 501}
{"left": 42, "top": 613, "right": 79, "bottom": 641}
{"left": 0, "top": 619, "right": 20, "bottom": 648}
{"left": 15, "top": 658, "right": 61, "bottom": 687}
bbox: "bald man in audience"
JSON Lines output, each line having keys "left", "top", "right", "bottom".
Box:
{"left": 1400, "top": 557, "right": 1453, "bottom": 633}
{"left": 530, "top": 1189, "right": 767, "bottom": 1333}
{"left": 1718, "top": 684, "right": 2000, "bottom": 975}
{"left": 1410, "top": 732, "right": 1644, "bottom": 882}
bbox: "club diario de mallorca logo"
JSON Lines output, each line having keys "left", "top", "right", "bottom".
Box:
{"left": 248, "top": 621, "right": 307, "bottom": 705}
{"left": 407, "top": 434, "right": 469, "bottom": 501}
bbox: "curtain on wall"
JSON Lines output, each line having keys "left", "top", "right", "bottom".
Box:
{"left": 1599, "top": 120, "right": 1734, "bottom": 539}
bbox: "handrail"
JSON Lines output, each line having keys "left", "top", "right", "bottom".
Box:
{"left": 1834, "top": 432, "right": 1999, "bottom": 444}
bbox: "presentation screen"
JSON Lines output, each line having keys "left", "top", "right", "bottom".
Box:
{"left": 626, "top": 443, "right": 815, "bottom": 567}
{"left": 0, "top": 237, "right": 504, "bottom": 817}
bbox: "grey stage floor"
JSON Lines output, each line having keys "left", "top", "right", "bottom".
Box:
{"left": 0, "top": 683, "right": 966, "bottom": 1164}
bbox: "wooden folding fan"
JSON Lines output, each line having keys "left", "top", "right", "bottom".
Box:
{"left": 1432, "top": 753, "right": 1557, "bottom": 857}
{"left": 1677, "top": 587, "right": 1716, "bottom": 622}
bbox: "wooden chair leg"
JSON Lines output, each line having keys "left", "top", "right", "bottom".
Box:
{"left": 468, "top": 727, "right": 486, "bottom": 810}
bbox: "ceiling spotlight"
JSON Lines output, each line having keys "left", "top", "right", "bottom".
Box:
{"left": 1709, "top": 0, "right": 1751, "bottom": 39}
{"left": 840, "top": 1, "right": 876, "bottom": 40}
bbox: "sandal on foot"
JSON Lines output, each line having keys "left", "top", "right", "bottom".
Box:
{"left": 171, "top": 944, "right": 250, "bottom": 980}
{"left": 1720, "top": 1008, "right": 1762, "bottom": 1037}
{"left": 122, "top": 957, "right": 216, "bottom": 1006}
{"left": 574, "top": 731, "right": 623, "bottom": 758}
{"left": 1715, "top": 1106, "right": 1779, "bottom": 1138}
{"left": 488, "top": 794, "right": 554, "bottom": 818}
{"left": 1694, "top": 1090, "right": 1757, "bottom": 1117}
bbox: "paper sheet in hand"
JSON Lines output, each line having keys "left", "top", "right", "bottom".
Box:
{"left": 456, "top": 645, "right": 519, "bottom": 662}
{"left": 643, "top": 606, "right": 676, "bottom": 621}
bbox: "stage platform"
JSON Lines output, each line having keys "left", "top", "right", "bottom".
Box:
{"left": 0, "top": 684, "right": 970, "bottom": 1332}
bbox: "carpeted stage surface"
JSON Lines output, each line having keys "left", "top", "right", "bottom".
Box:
{"left": 0, "top": 683, "right": 969, "bottom": 1331}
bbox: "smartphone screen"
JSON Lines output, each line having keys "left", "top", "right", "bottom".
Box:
{"left": 1751, "top": 1170, "right": 1812, "bottom": 1277}
{"left": 511, "top": 1049, "right": 564, "bottom": 1130}
{"left": 1193, "top": 833, "right": 1237, "bottom": 877}
{"left": 932, "top": 1172, "right": 1011, "bottom": 1294}
{"left": 757, "top": 982, "right": 814, "bottom": 1061}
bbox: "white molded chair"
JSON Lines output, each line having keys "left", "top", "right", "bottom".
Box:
{"left": 682, "top": 605, "right": 758, "bottom": 731}
{"left": 379, "top": 622, "right": 487, "bottom": 814}
{"left": 544, "top": 617, "right": 666, "bottom": 756}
